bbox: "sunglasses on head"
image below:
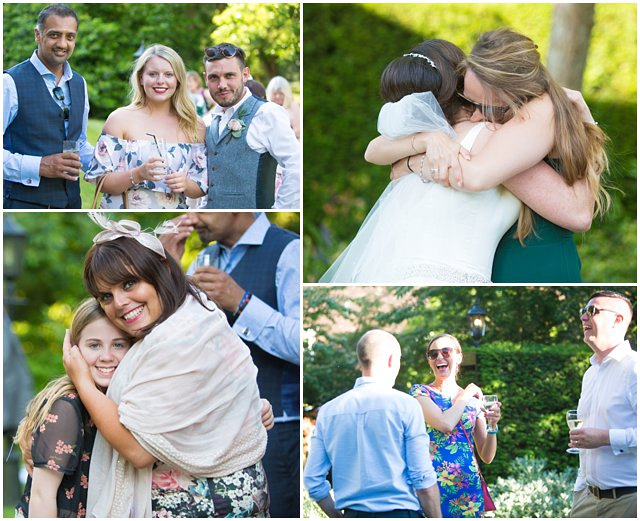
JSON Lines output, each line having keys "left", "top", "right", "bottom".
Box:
{"left": 579, "top": 305, "right": 620, "bottom": 318}
{"left": 457, "top": 91, "right": 509, "bottom": 119}
{"left": 205, "top": 44, "right": 241, "bottom": 61}
{"left": 53, "top": 86, "right": 69, "bottom": 121}
{"left": 427, "top": 347, "right": 455, "bottom": 360}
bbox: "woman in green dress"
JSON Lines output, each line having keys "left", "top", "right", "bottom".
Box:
{"left": 366, "top": 29, "right": 609, "bottom": 283}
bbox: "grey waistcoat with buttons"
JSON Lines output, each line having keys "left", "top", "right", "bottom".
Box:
{"left": 4, "top": 59, "right": 84, "bottom": 208}
{"left": 205, "top": 95, "right": 277, "bottom": 209}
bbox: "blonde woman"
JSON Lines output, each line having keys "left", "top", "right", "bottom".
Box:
{"left": 367, "top": 28, "right": 609, "bottom": 282}
{"left": 85, "top": 44, "right": 207, "bottom": 209}
{"left": 266, "top": 76, "right": 300, "bottom": 139}
{"left": 15, "top": 299, "right": 133, "bottom": 517}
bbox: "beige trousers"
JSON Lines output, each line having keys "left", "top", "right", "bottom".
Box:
{"left": 571, "top": 487, "right": 637, "bottom": 518}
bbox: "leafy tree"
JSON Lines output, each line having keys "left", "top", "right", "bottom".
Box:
{"left": 3, "top": 4, "right": 222, "bottom": 118}
{"left": 7, "top": 211, "right": 299, "bottom": 393}
{"left": 303, "top": 286, "right": 637, "bottom": 479}
{"left": 210, "top": 3, "right": 300, "bottom": 82}
{"left": 303, "top": 3, "right": 636, "bottom": 282}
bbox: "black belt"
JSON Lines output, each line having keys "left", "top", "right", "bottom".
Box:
{"left": 343, "top": 508, "right": 423, "bottom": 518}
{"left": 588, "top": 485, "right": 636, "bottom": 500}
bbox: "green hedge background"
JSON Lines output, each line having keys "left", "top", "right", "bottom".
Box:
{"left": 303, "top": 285, "right": 637, "bottom": 483}
{"left": 3, "top": 3, "right": 300, "bottom": 120}
{"left": 303, "top": 3, "right": 637, "bottom": 282}
{"left": 5, "top": 212, "right": 300, "bottom": 394}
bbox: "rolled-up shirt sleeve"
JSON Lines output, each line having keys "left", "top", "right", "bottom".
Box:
{"left": 405, "top": 400, "right": 437, "bottom": 490}
{"left": 303, "top": 420, "right": 332, "bottom": 501}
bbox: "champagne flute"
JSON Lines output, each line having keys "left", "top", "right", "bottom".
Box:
{"left": 483, "top": 394, "right": 499, "bottom": 434}
{"left": 566, "top": 409, "right": 583, "bottom": 454}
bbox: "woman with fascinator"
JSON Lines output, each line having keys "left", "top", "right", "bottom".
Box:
{"left": 322, "top": 31, "right": 608, "bottom": 283}
{"left": 60, "top": 213, "right": 271, "bottom": 517}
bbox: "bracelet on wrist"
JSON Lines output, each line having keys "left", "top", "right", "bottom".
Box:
{"left": 410, "top": 134, "right": 419, "bottom": 154}
{"left": 232, "top": 291, "right": 252, "bottom": 322}
{"left": 407, "top": 156, "right": 414, "bottom": 173}
{"left": 418, "top": 154, "right": 428, "bottom": 183}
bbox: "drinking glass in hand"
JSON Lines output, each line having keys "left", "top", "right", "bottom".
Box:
{"left": 196, "top": 252, "right": 211, "bottom": 268}
{"left": 63, "top": 140, "right": 80, "bottom": 178}
{"left": 566, "top": 409, "right": 583, "bottom": 454}
{"left": 483, "top": 394, "right": 499, "bottom": 434}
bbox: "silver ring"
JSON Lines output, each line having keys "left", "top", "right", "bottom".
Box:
{"left": 430, "top": 167, "right": 439, "bottom": 174}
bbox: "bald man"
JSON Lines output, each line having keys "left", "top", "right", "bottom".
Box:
{"left": 570, "top": 290, "right": 637, "bottom": 518}
{"left": 304, "top": 330, "right": 441, "bottom": 518}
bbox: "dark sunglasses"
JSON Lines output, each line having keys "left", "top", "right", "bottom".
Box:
{"left": 457, "top": 91, "right": 509, "bottom": 119}
{"left": 427, "top": 347, "right": 455, "bottom": 360}
{"left": 205, "top": 44, "right": 242, "bottom": 61}
{"left": 579, "top": 305, "right": 620, "bottom": 318}
{"left": 53, "top": 86, "right": 69, "bottom": 121}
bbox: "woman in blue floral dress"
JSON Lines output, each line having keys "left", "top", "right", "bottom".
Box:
{"left": 410, "top": 334, "right": 501, "bottom": 517}
{"left": 85, "top": 44, "right": 207, "bottom": 209}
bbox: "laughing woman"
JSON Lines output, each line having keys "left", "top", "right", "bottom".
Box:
{"left": 410, "top": 334, "right": 501, "bottom": 517}
{"left": 62, "top": 214, "right": 269, "bottom": 517}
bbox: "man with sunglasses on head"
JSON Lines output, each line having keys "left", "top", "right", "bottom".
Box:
{"left": 202, "top": 43, "right": 300, "bottom": 209}
{"left": 569, "top": 290, "right": 637, "bottom": 518}
{"left": 304, "top": 329, "right": 442, "bottom": 518}
{"left": 4, "top": 4, "right": 92, "bottom": 209}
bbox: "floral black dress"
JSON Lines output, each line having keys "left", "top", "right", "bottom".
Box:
{"left": 16, "top": 393, "right": 95, "bottom": 518}
{"left": 151, "top": 461, "right": 270, "bottom": 517}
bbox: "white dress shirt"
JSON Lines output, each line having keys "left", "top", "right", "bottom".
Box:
{"left": 574, "top": 340, "right": 637, "bottom": 491}
{"left": 3, "top": 50, "right": 93, "bottom": 186}
{"left": 208, "top": 88, "right": 300, "bottom": 209}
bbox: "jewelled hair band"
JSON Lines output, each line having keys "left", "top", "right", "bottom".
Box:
{"left": 88, "top": 212, "right": 178, "bottom": 259}
{"left": 403, "top": 53, "right": 437, "bottom": 69}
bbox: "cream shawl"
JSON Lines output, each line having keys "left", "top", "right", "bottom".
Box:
{"left": 86, "top": 294, "right": 267, "bottom": 517}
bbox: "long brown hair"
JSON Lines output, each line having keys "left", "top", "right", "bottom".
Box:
{"left": 464, "top": 28, "right": 610, "bottom": 241}
{"left": 83, "top": 237, "right": 210, "bottom": 337}
{"left": 380, "top": 39, "right": 472, "bottom": 124}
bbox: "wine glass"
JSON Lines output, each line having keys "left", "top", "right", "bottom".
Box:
{"left": 566, "top": 409, "right": 583, "bottom": 454}
{"left": 483, "top": 394, "right": 499, "bottom": 434}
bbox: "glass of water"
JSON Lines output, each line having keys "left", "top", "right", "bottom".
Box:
{"left": 483, "top": 394, "right": 499, "bottom": 434}
{"left": 196, "top": 252, "right": 211, "bottom": 268}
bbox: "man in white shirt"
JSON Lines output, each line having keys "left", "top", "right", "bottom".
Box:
{"left": 570, "top": 290, "right": 637, "bottom": 518}
{"left": 202, "top": 43, "right": 299, "bottom": 210}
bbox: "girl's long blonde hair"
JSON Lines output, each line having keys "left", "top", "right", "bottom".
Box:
{"left": 14, "top": 299, "right": 106, "bottom": 458}
{"left": 464, "top": 28, "right": 610, "bottom": 242}
{"left": 129, "top": 44, "right": 200, "bottom": 143}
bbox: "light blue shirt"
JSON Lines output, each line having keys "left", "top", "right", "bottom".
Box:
{"left": 187, "top": 213, "right": 300, "bottom": 368}
{"left": 3, "top": 50, "right": 93, "bottom": 186}
{"left": 304, "top": 376, "right": 437, "bottom": 513}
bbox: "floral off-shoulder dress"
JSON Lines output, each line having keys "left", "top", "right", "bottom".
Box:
{"left": 85, "top": 133, "right": 207, "bottom": 209}
{"left": 16, "top": 393, "right": 95, "bottom": 518}
{"left": 409, "top": 384, "right": 485, "bottom": 518}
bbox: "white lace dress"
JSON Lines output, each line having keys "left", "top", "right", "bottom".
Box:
{"left": 320, "top": 93, "right": 522, "bottom": 283}
{"left": 85, "top": 133, "right": 207, "bottom": 209}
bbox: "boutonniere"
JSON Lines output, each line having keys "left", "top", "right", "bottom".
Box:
{"left": 227, "top": 117, "right": 246, "bottom": 138}
{"left": 226, "top": 105, "right": 249, "bottom": 139}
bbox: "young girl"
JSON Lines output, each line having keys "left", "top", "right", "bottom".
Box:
{"left": 62, "top": 213, "right": 271, "bottom": 517}
{"left": 15, "top": 298, "right": 133, "bottom": 517}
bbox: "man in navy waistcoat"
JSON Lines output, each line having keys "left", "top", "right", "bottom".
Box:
{"left": 3, "top": 4, "right": 93, "bottom": 209}
{"left": 203, "top": 43, "right": 300, "bottom": 210}
{"left": 161, "top": 212, "right": 301, "bottom": 517}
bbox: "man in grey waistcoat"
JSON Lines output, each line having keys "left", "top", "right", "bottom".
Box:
{"left": 3, "top": 4, "right": 93, "bottom": 208}
{"left": 203, "top": 43, "right": 300, "bottom": 209}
